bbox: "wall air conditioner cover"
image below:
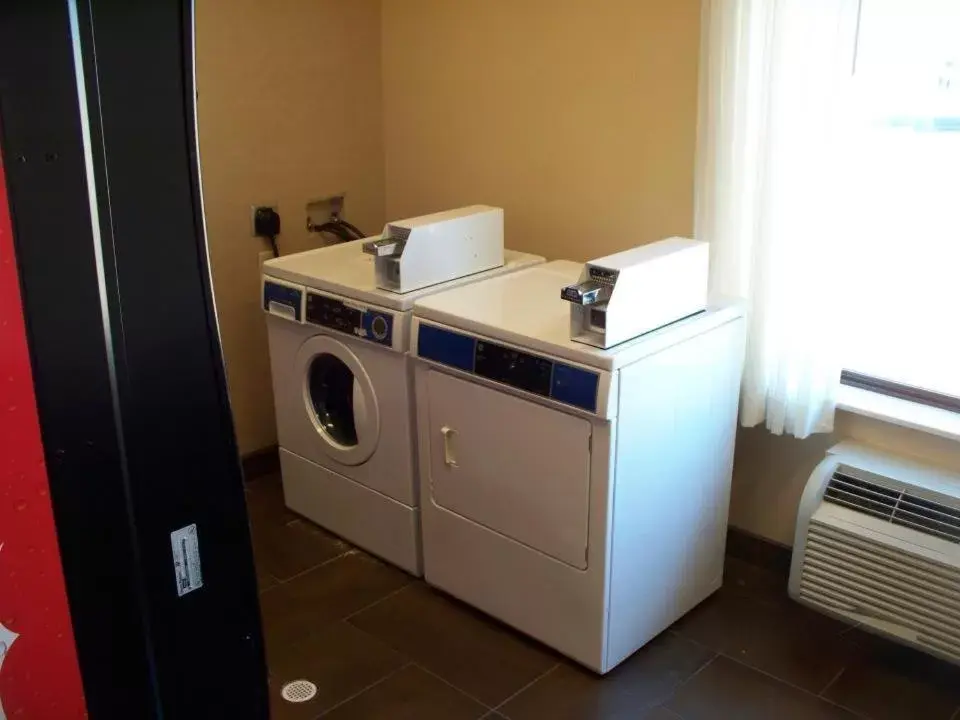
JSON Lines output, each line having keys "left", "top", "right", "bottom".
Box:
{"left": 789, "top": 442, "right": 960, "bottom": 666}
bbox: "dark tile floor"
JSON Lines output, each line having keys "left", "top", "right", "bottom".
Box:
{"left": 246, "top": 473, "right": 960, "bottom": 720}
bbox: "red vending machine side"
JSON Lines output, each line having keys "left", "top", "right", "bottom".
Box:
{"left": 0, "top": 157, "right": 87, "bottom": 717}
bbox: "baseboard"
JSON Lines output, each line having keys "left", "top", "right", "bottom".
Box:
{"left": 240, "top": 445, "right": 280, "bottom": 483}
{"left": 726, "top": 526, "right": 792, "bottom": 577}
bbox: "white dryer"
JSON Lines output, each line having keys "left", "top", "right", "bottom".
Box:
{"left": 262, "top": 240, "right": 543, "bottom": 575}
{"left": 411, "top": 261, "right": 746, "bottom": 672}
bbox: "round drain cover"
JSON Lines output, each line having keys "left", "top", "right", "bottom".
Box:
{"left": 281, "top": 679, "right": 318, "bottom": 704}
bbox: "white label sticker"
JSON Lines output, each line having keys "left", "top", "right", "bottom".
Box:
{"left": 0, "top": 620, "right": 17, "bottom": 720}
{"left": 170, "top": 524, "right": 203, "bottom": 597}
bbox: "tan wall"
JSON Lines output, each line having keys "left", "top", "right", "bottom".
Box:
{"left": 196, "top": 0, "right": 959, "bottom": 543}
{"left": 196, "top": 0, "right": 386, "bottom": 454}
{"left": 732, "top": 413, "right": 960, "bottom": 546}
{"left": 378, "top": 0, "right": 960, "bottom": 547}
{"left": 380, "top": 0, "right": 701, "bottom": 261}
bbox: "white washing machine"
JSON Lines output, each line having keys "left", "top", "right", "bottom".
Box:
{"left": 410, "top": 260, "right": 746, "bottom": 671}
{"left": 262, "top": 240, "right": 543, "bottom": 575}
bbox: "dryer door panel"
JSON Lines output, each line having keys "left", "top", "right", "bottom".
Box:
{"left": 425, "top": 369, "right": 591, "bottom": 569}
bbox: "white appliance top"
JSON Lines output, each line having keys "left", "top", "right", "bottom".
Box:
{"left": 587, "top": 236, "right": 703, "bottom": 269}
{"left": 414, "top": 260, "right": 744, "bottom": 371}
{"left": 263, "top": 239, "right": 543, "bottom": 311}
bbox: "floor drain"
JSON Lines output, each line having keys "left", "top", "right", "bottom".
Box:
{"left": 281, "top": 679, "right": 318, "bottom": 703}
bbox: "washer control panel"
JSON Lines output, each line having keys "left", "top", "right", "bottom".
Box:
{"left": 263, "top": 279, "right": 303, "bottom": 321}
{"left": 305, "top": 292, "right": 393, "bottom": 347}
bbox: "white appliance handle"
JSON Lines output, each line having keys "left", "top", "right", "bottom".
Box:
{"left": 441, "top": 426, "right": 458, "bottom": 468}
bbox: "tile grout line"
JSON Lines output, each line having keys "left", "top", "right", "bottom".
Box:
{"left": 487, "top": 662, "right": 561, "bottom": 716}
{"left": 313, "top": 661, "right": 413, "bottom": 719}
{"left": 652, "top": 646, "right": 719, "bottom": 716}
{"left": 246, "top": 491, "right": 358, "bottom": 582}
{"left": 839, "top": 622, "right": 863, "bottom": 636}
{"left": 817, "top": 666, "right": 846, "bottom": 697}
{"left": 656, "top": 706, "right": 686, "bottom": 720}
{"left": 718, "top": 651, "right": 816, "bottom": 696}
{"left": 669, "top": 618, "right": 866, "bottom": 717}
{"left": 341, "top": 583, "right": 412, "bottom": 622}
{"left": 412, "top": 661, "right": 499, "bottom": 711}
{"left": 257, "top": 573, "right": 280, "bottom": 596}
{"left": 261, "top": 547, "right": 358, "bottom": 591}
{"left": 655, "top": 651, "right": 719, "bottom": 719}
{"left": 670, "top": 630, "right": 719, "bottom": 657}
{"left": 667, "top": 652, "right": 718, "bottom": 697}
{"left": 719, "top": 653, "right": 871, "bottom": 719}
{"left": 672, "top": 588, "right": 872, "bottom": 716}
{"left": 665, "top": 631, "right": 721, "bottom": 676}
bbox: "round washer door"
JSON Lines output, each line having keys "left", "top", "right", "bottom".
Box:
{"left": 294, "top": 335, "right": 380, "bottom": 466}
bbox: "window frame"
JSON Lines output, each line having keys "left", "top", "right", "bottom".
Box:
{"left": 840, "top": 370, "right": 960, "bottom": 414}
{"left": 838, "top": 0, "right": 959, "bottom": 416}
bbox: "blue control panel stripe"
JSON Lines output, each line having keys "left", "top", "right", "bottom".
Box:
{"left": 418, "top": 324, "right": 476, "bottom": 372}
{"left": 551, "top": 363, "right": 599, "bottom": 413}
{"left": 417, "top": 323, "right": 599, "bottom": 413}
{"left": 263, "top": 281, "right": 302, "bottom": 321}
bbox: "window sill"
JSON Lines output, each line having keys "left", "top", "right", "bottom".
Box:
{"left": 836, "top": 384, "right": 960, "bottom": 443}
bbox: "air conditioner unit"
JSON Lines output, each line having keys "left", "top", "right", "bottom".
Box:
{"left": 790, "top": 441, "right": 960, "bottom": 665}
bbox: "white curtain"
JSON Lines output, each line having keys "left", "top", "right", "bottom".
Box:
{"left": 696, "top": 0, "right": 860, "bottom": 439}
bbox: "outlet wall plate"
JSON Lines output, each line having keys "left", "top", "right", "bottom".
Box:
{"left": 250, "top": 204, "right": 278, "bottom": 237}
{"left": 305, "top": 194, "right": 345, "bottom": 232}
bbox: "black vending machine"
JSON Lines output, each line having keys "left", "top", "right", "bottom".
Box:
{"left": 0, "top": 1, "right": 269, "bottom": 717}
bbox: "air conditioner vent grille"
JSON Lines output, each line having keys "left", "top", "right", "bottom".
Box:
{"left": 823, "top": 470, "right": 960, "bottom": 545}
{"left": 799, "top": 521, "right": 960, "bottom": 662}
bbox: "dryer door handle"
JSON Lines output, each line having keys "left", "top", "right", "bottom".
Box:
{"left": 440, "top": 426, "right": 459, "bottom": 468}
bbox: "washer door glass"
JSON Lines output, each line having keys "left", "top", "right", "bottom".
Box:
{"left": 295, "top": 334, "right": 380, "bottom": 467}
{"left": 308, "top": 353, "right": 358, "bottom": 447}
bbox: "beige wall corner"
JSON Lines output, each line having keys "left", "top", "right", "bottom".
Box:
{"left": 730, "top": 412, "right": 960, "bottom": 547}
{"left": 729, "top": 426, "right": 836, "bottom": 547}
{"left": 380, "top": 0, "right": 701, "bottom": 262}
{"left": 195, "top": 0, "right": 386, "bottom": 454}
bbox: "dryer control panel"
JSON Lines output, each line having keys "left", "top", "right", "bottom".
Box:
{"left": 416, "top": 323, "right": 598, "bottom": 413}
{"left": 305, "top": 292, "right": 394, "bottom": 347}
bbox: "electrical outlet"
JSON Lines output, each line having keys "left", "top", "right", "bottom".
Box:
{"left": 251, "top": 204, "right": 278, "bottom": 237}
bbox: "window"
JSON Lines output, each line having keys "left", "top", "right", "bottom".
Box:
{"left": 838, "top": 0, "right": 960, "bottom": 408}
